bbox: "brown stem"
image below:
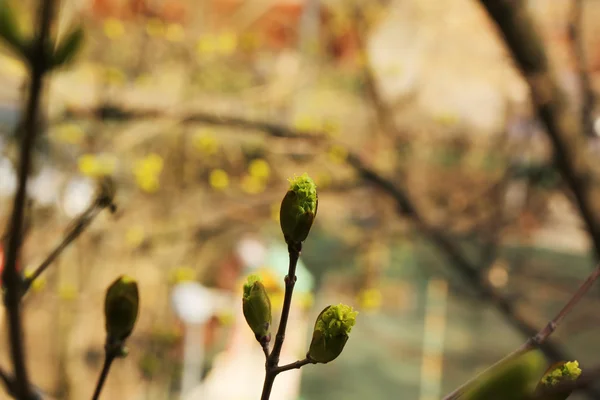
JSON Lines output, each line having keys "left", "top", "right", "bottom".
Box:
{"left": 260, "top": 241, "right": 302, "bottom": 400}
{"left": 272, "top": 358, "right": 314, "bottom": 374}
{"left": 442, "top": 264, "right": 600, "bottom": 400}
{"left": 567, "top": 0, "right": 595, "bottom": 137}
{"left": 478, "top": 0, "right": 600, "bottom": 258}
{"left": 2, "top": 0, "right": 54, "bottom": 398}
{"left": 91, "top": 352, "right": 116, "bottom": 400}
{"left": 22, "top": 200, "right": 106, "bottom": 294}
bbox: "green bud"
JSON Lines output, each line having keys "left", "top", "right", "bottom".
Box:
{"left": 242, "top": 275, "right": 272, "bottom": 343}
{"left": 0, "top": 0, "right": 29, "bottom": 60}
{"left": 51, "top": 25, "right": 84, "bottom": 69}
{"left": 307, "top": 304, "right": 357, "bottom": 364}
{"left": 535, "top": 360, "right": 582, "bottom": 400}
{"left": 462, "top": 350, "right": 546, "bottom": 400}
{"left": 280, "top": 173, "right": 318, "bottom": 244}
{"left": 105, "top": 275, "right": 139, "bottom": 345}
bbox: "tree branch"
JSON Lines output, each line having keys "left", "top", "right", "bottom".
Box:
{"left": 442, "top": 263, "right": 600, "bottom": 400}
{"left": 567, "top": 0, "right": 595, "bottom": 138}
{"left": 260, "top": 241, "right": 302, "bottom": 400}
{"left": 478, "top": 0, "right": 600, "bottom": 259}
{"left": 272, "top": 358, "right": 315, "bottom": 374}
{"left": 2, "top": 0, "right": 55, "bottom": 398}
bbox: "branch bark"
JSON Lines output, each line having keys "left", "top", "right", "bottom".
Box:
{"left": 2, "top": 0, "right": 54, "bottom": 398}
{"left": 478, "top": 0, "right": 600, "bottom": 260}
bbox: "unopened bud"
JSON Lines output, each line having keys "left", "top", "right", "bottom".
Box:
{"left": 536, "top": 360, "right": 582, "bottom": 400}
{"left": 279, "top": 173, "right": 317, "bottom": 244}
{"left": 105, "top": 275, "right": 139, "bottom": 346}
{"left": 308, "top": 304, "right": 357, "bottom": 364}
{"left": 242, "top": 275, "right": 272, "bottom": 344}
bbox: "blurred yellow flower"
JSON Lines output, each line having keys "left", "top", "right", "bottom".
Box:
{"left": 196, "top": 35, "right": 217, "bottom": 56}
{"left": 209, "top": 169, "right": 229, "bottom": 190}
{"left": 241, "top": 175, "right": 266, "bottom": 195}
{"left": 271, "top": 202, "right": 280, "bottom": 222}
{"left": 248, "top": 159, "right": 270, "bottom": 180}
{"left": 322, "top": 119, "right": 340, "bottom": 138}
{"left": 53, "top": 123, "right": 84, "bottom": 144}
{"left": 434, "top": 112, "right": 459, "bottom": 126}
{"left": 218, "top": 32, "right": 237, "bottom": 55}
{"left": 328, "top": 144, "right": 348, "bottom": 164}
{"left": 58, "top": 284, "right": 78, "bottom": 301}
{"left": 216, "top": 311, "right": 235, "bottom": 326}
{"left": 357, "top": 288, "right": 382, "bottom": 311}
{"left": 78, "top": 153, "right": 117, "bottom": 177}
{"left": 192, "top": 130, "right": 219, "bottom": 155}
{"left": 103, "top": 18, "right": 125, "bottom": 40}
{"left": 146, "top": 18, "right": 165, "bottom": 37}
{"left": 104, "top": 67, "right": 126, "bottom": 86}
{"left": 169, "top": 266, "right": 196, "bottom": 284}
{"left": 296, "top": 292, "right": 314, "bottom": 310}
{"left": 165, "top": 23, "right": 185, "bottom": 42}
{"left": 134, "top": 153, "right": 164, "bottom": 193}
{"left": 293, "top": 115, "right": 319, "bottom": 133}
{"left": 125, "top": 226, "right": 145, "bottom": 249}
{"left": 270, "top": 292, "right": 284, "bottom": 310}
{"left": 239, "top": 32, "right": 260, "bottom": 51}
{"left": 135, "top": 73, "right": 153, "bottom": 87}
{"left": 314, "top": 173, "right": 332, "bottom": 189}
{"left": 24, "top": 270, "right": 46, "bottom": 292}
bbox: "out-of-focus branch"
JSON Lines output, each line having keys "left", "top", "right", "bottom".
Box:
{"left": 22, "top": 179, "right": 116, "bottom": 295}
{"left": 2, "top": 0, "right": 55, "bottom": 398}
{"left": 443, "top": 263, "right": 600, "bottom": 400}
{"left": 567, "top": 0, "right": 595, "bottom": 137}
{"left": 478, "top": 0, "right": 600, "bottom": 260}
{"left": 59, "top": 104, "right": 325, "bottom": 140}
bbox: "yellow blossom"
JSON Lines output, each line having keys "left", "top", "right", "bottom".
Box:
{"left": 209, "top": 169, "right": 229, "bottom": 190}
{"left": 58, "top": 284, "right": 78, "bottom": 301}
{"left": 218, "top": 32, "right": 237, "bottom": 55}
{"left": 192, "top": 130, "right": 219, "bottom": 155}
{"left": 103, "top": 18, "right": 125, "bottom": 39}
{"left": 133, "top": 153, "right": 164, "bottom": 193}
{"left": 357, "top": 288, "right": 383, "bottom": 311}
{"left": 78, "top": 153, "right": 117, "bottom": 177}
{"left": 53, "top": 123, "right": 85, "bottom": 144}
{"left": 169, "top": 266, "right": 196, "bottom": 284}
{"left": 248, "top": 159, "right": 270, "bottom": 180}
{"left": 145, "top": 18, "right": 165, "bottom": 37}
{"left": 241, "top": 175, "right": 266, "bottom": 195}
{"left": 165, "top": 23, "right": 185, "bottom": 42}
{"left": 104, "top": 67, "right": 126, "bottom": 86}
{"left": 293, "top": 115, "right": 319, "bottom": 133}
{"left": 197, "top": 35, "right": 217, "bottom": 56}
{"left": 125, "top": 226, "right": 145, "bottom": 248}
{"left": 328, "top": 145, "right": 348, "bottom": 164}
{"left": 24, "top": 270, "right": 46, "bottom": 292}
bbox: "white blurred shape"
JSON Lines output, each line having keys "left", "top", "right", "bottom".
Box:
{"left": 29, "top": 166, "right": 63, "bottom": 206}
{"left": 171, "top": 282, "right": 214, "bottom": 325}
{"left": 0, "top": 157, "right": 17, "bottom": 197}
{"left": 62, "top": 177, "right": 94, "bottom": 218}
{"left": 236, "top": 237, "right": 267, "bottom": 270}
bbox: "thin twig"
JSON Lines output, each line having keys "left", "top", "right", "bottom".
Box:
{"left": 2, "top": 0, "right": 55, "bottom": 398}
{"left": 442, "top": 264, "right": 600, "bottom": 400}
{"left": 261, "top": 342, "right": 270, "bottom": 360}
{"left": 272, "top": 358, "right": 315, "bottom": 375}
{"left": 91, "top": 352, "right": 116, "bottom": 400}
{"left": 567, "top": 0, "right": 595, "bottom": 137}
{"left": 260, "top": 241, "right": 302, "bottom": 400}
{"left": 22, "top": 199, "right": 108, "bottom": 294}
{"left": 478, "top": 0, "right": 600, "bottom": 258}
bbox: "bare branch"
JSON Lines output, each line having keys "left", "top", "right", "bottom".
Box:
{"left": 442, "top": 263, "right": 600, "bottom": 400}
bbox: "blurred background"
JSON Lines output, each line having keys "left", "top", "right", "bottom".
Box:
{"left": 2, "top": 0, "right": 600, "bottom": 399}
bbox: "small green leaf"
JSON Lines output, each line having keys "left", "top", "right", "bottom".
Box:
{"left": 51, "top": 25, "right": 84, "bottom": 68}
{"left": 0, "top": 1, "right": 30, "bottom": 60}
{"left": 462, "top": 351, "right": 546, "bottom": 400}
